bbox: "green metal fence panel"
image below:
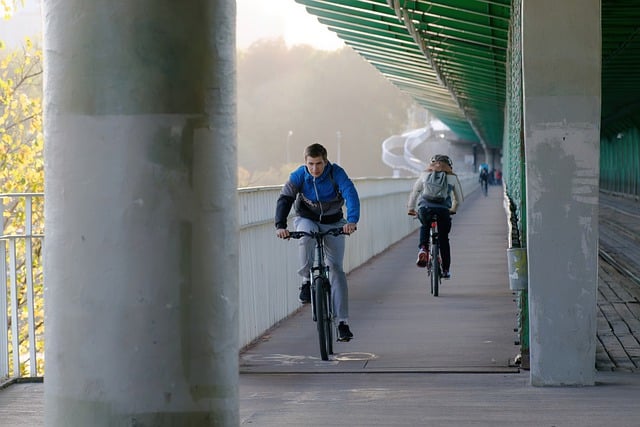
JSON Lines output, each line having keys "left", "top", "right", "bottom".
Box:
{"left": 502, "top": 0, "right": 528, "bottom": 368}
{"left": 601, "top": 127, "right": 640, "bottom": 197}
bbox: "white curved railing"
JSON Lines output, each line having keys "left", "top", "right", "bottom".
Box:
{"left": 381, "top": 126, "right": 462, "bottom": 175}
{"left": 381, "top": 128, "right": 433, "bottom": 175}
{"left": 381, "top": 135, "right": 415, "bottom": 174}
{"left": 403, "top": 127, "right": 432, "bottom": 172}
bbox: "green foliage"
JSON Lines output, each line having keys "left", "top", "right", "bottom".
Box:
{"left": 1, "top": 0, "right": 24, "bottom": 20}
{"left": 238, "top": 38, "right": 416, "bottom": 186}
{"left": 0, "top": 37, "right": 43, "bottom": 195}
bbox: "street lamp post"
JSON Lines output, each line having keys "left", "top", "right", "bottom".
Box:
{"left": 286, "top": 130, "right": 293, "bottom": 164}
{"left": 336, "top": 130, "right": 342, "bottom": 165}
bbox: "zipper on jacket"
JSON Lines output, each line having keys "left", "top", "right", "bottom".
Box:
{"left": 313, "top": 178, "right": 324, "bottom": 223}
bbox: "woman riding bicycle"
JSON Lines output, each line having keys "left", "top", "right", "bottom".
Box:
{"left": 407, "top": 154, "right": 463, "bottom": 279}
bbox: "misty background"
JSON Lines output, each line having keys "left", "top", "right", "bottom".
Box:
{"left": 238, "top": 38, "right": 424, "bottom": 187}
{"left": 1, "top": 1, "right": 427, "bottom": 188}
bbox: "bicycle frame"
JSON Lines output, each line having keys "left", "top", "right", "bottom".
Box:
{"left": 427, "top": 214, "right": 442, "bottom": 297}
{"left": 288, "top": 227, "right": 344, "bottom": 360}
{"left": 311, "top": 232, "right": 329, "bottom": 295}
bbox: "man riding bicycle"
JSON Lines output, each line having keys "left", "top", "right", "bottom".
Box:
{"left": 275, "top": 143, "right": 360, "bottom": 342}
{"left": 407, "top": 154, "right": 463, "bottom": 279}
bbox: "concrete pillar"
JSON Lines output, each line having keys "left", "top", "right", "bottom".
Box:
{"left": 521, "top": 0, "right": 600, "bottom": 385}
{"left": 43, "top": 0, "right": 238, "bottom": 424}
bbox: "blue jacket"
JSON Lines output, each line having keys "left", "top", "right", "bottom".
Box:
{"left": 275, "top": 162, "right": 360, "bottom": 229}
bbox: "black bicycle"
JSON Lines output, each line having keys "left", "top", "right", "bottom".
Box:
{"left": 288, "top": 227, "right": 346, "bottom": 361}
{"left": 425, "top": 213, "right": 443, "bottom": 296}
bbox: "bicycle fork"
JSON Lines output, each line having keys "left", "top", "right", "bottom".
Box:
{"left": 428, "top": 222, "right": 441, "bottom": 273}
{"left": 310, "top": 242, "right": 329, "bottom": 322}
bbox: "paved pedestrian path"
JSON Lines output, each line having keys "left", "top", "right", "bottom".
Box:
{"left": 237, "top": 187, "right": 640, "bottom": 426}
{"left": 240, "top": 186, "right": 520, "bottom": 374}
{"left": 4, "top": 187, "right": 640, "bottom": 426}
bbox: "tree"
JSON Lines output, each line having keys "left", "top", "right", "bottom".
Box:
{"left": 1, "top": 0, "right": 24, "bottom": 19}
{"left": 0, "top": 37, "right": 43, "bottom": 195}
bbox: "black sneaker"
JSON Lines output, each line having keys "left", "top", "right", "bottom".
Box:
{"left": 299, "top": 282, "right": 311, "bottom": 304}
{"left": 442, "top": 270, "right": 451, "bottom": 279}
{"left": 337, "top": 322, "right": 353, "bottom": 342}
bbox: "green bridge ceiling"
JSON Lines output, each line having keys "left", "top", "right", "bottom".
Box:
{"left": 294, "top": 0, "right": 640, "bottom": 148}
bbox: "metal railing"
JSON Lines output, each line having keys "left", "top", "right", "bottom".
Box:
{"left": 1, "top": 193, "right": 44, "bottom": 383}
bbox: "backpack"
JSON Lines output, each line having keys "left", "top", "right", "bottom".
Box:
{"left": 422, "top": 171, "right": 448, "bottom": 203}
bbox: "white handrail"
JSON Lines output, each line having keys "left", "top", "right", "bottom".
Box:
{"left": 0, "top": 193, "right": 44, "bottom": 382}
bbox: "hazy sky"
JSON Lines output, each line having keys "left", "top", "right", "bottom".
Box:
{"left": 0, "top": 0, "right": 41, "bottom": 47}
{"left": 236, "top": 0, "right": 344, "bottom": 50}
{"left": 1, "top": 1, "right": 342, "bottom": 50}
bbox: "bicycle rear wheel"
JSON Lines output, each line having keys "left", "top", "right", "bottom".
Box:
{"left": 314, "top": 277, "right": 331, "bottom": 360}
{"left": 430, "top": 242, "right": 440, "bottom": 297}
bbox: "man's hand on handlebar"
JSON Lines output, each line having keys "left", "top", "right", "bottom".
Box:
{"left": 276, "top": 228, "right": 290, "bottom": 239}
{"left": 408, "top": 208, "right": 417, "bottom": 216}
{"left": 343, "top": 222, "right": 357, "bottom": 235}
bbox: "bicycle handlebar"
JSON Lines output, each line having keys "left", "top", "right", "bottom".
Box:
{"left": 408, "top": 210, "right": 456, "bottom": 218}
{"left": 288, "top": 227, "right": 347, "bottom": 240}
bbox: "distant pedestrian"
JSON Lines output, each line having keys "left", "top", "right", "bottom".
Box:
{"left": 479, "top": 166, "right": 489, "bottom": 196}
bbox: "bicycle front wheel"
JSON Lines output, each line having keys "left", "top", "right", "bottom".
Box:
{"left": 314, "top": 277, "right": 331, "bottom": 360}
{"left": 430, "top": 242, "right": 440, "bottom": 297}
{"left": 324, "top": 282, "right": 334, "bottom": 356}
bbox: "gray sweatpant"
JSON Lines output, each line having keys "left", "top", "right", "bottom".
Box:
{"left": 293, "top": 216, "right": 349, "bottom": 322}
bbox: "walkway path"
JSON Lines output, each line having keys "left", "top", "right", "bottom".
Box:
{"left": 240, "top": 187, "right": 519, "bottom": 374}
{"left": 3, "top": 187, "right": 640, "bottom": 426}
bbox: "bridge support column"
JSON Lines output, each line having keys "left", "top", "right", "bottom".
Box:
{"left": 522, "top": 0, "right": 600, "bottom": 385}
{"left": 43, "top": 0, "right": 238, "bottom": 424}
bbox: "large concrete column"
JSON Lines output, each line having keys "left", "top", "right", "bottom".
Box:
{"left": 43, "top": 1, "right": 238, "bottom": 424}
{"left": 522, "top": 0, "right": 600, "bottom": 385}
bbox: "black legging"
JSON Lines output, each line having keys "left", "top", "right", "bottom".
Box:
{"left": 418, "top": 207, "right": 452, "bottom": 271}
